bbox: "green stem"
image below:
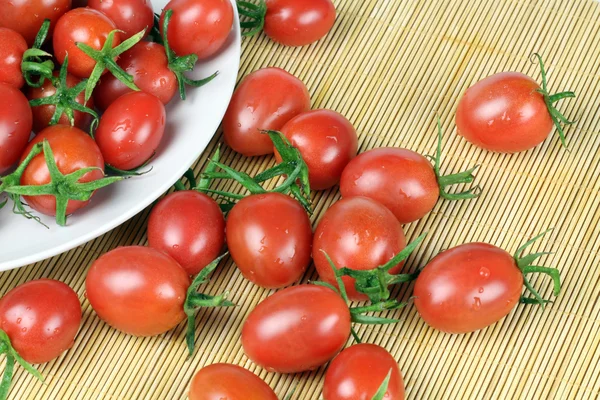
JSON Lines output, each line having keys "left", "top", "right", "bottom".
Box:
{"left": 21, "top": 20, "right": 54, "bottom": 88}
{"left": 237, "top": 0, "right": 267, "bottom": 37}
{"left": 372, "top": 370, "right": 392, "bottom": 400}
{"left": 0, "top": 331, "right": 43, "bottom": 400}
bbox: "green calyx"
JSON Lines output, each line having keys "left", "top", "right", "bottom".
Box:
{"left": 531, "top": 53, "right": 576, "bottom": 148}
{"left": 0, "top": 330, "right": 44, "bottom": 400}
{"left": 184, "top": 253, "right": 235, "bottom": 356}
{"left": 515, "top": 228, "right": 561, "bottom": 308}
{"left": 237, "top": 0, "right": 267, "bottom": 37}
{"left": 161, "top": 10, "right": 218, "bottom": 100}
{"left": 372, "top": 370, "right": 392, "bottom": 400}
{"left": 21, "top": 19, "right": 55, "bottom": 88}
{"left": 28, "top": 56, "right": 99, "bottom": 128}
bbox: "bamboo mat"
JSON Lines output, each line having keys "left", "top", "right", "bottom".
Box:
{"left": 2, "top": 0, "right": 600, "bottom": 398}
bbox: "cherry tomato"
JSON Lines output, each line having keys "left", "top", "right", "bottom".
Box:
{"left": 86, "top": 246, "right": 191, "bottom": 336}
{"left": 189, "top": 363, "right": 278, "bottom": 400}
{"left": 0, "top": 0, "right": 71, "bottom": 45}
{"left": 160, "top": 0, "right": 233, "bottom": 60}
{"left": 226, "top": 193, "right": 312, "bottom": 289}
{"left": 0, "top": 279, "right": 81, "bottom": 364}
{"left": 276, "top": 109, "right": 357, "bottom": 190}
{"left": 414, "top": 243, "right": 523, "bottom": 333}
{"left": 323, "top": 344, "right": 405, "bottom": 400}
{"left": 148, "top": 191, "right": 225, "bottom": 276}
{"left": 313, "top": 197, "right": 407, "bottom": 301}
{"left": 0, "top": 83, "right": 33, "bottom": 175}
{"left": 242, "top": 284, "right": 351, "bottom": 373}
{"left": 20, "top": 125, "right": 105, "bottom": 216}
{"left": 88, "top": 0, "right": 153, "bottom": 40}
{"left": 0, "top": 28, "right": 27, "bottom": 89}
{"left": 340, "top": 148, "right": 439, "bottom": 224}
{"left": 28, "top": 71, "right": 95, "bottom": 133}
{"left": 456, "top": 72, "right": 553, "bottom": 153}
{"left": 53, "top": 8, "right": 120, "bottom": 78}
{"left": 264, "top": 0, "right": 336, "bottom": 47}
{"left": 223, "top": 67, "right": 311, "bottom": 156}
{"left": 94, "top": 42, "right": 177, "bottom": 110}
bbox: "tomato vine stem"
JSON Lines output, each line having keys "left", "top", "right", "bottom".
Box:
{"left": 21, "top": 20, "right": 55, "bottom": 88}
{"left": 237, "top": 0, "right": 267, "bottom": 37}
{"left": 0, "top": 330, "right": 44, "bottom": 400}
{"left": 372, "top": 370, "right": 392, "bottom": 400}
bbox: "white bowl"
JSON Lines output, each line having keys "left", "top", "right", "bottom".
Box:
{"left": 0, "top": 0, "right": 241, "bottom": 271}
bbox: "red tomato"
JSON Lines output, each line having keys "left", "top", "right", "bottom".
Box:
{"left": 94, "top": 42, "right": 177, "bottom": 110}
{"left": 0, "top": 279, "right": 81, "bottom": 364}
{"left": 456, "top": 72, "right": 553, "bottom": 153}
{"left": 148, "top": 191, "right": 226, "bottom": 276}
{"left": 189, "top": 364, "right": 278, "bottom": 400}
{"left": 0, "top": 83, "right": 33, "bottom": 175}
{"left": 223, "top": 67, "right": 311, "bottom": 156}
{"left": 28, "top": 71, "right": 95, "bottom": 133}
{"left": 94, "top": 91, "right": 165, "bottom": 170}
{"left": 242, "top": 284, "right": 351, "bottom": 373}
{"left": 86, "top": 246, "right": 191, "bottom": 336}
{"left": 20, "top": 125, "right": 105, "bottom": 216}
{"left": 340, "top": 148, "right": 439, "bottom": 224}
{"left": 53, "top": 8, "right": 121, "bottom": 78}
{"left": 0, "top": 28, "right": 27, "bottom": 89}
{"left": 88, "top": 0, "right": 153, "bottom": 40}
{"left": 160, "top": 0, "right": 233, "bottom": 60}
{"left": 0, "top": 0, "right": 71, "bottom": 45}
{"left": 276, "top": 110, "right": 357, "bottom": 190}
{"left": 264, "top": 0, "right": 336, "bottom": 47}
{"left": 313, "top": 197, "right": 407, "bottom": 301}
{"left": 323, "top": 344, "right": 405, "bottom": 400}
{"left": 226, "top": 193, "right": 312, "bottom": 289}
{"left": 414, "top": 243, "right": 523, "bottom": 333}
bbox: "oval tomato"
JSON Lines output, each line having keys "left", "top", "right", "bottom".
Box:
{"left": 94, "top": 91, "right": 165, "bottom": 170}
{"left": 340, "top": 148, "right": 439, "bottom": 224}
{"left": 242, "top": 284, "right": 351, "bottom": 373}
{"left": 0, "top": 0, "right": 71, "bottom": 45}
{"left": 88, "top": 0, "right": 154, "bottom": 40}
{"left": 313, "top": 196, "right": 407, "bottom": 301}
{"left": 276, "top": 109, "right": 357, "bottom": 190}
{"left": 223, "top": 67, "right": 311, "bottom": 156}
{"left": 20, "top": 125, "right": 105, "bottom": 216}
{"left": 53, "top": 8, "right": 120, "bottom": 78}
{"left": 264, "top": 0, "right": 336, "bottom": 47}
{"left": 0, "top": 279, "right": 81, "bottom": 364}
{"left": 0, "top": 28, "right": 27, "bottom": 89}
{"left": 226, "top": 193, "right": 312, "bottom": 289}
{"left": 0, "top": 83, "right": 33, "bottom": 175}
{"left": 160, "top": 0, "right": 233, "bottom": 60}
{"left": 86, "top": 246, "right": 191, "bottom": 336}
{"left": 323, "top": 344, "right": 405, "bottom": 400}
{"left": 456, "top": 72, "right": 553, "bottom": 153}
{"left": 189, "top": 363, "right": 278, "bottom": 400}
{"left": 414, "top": 243, "right": 523, "bottom": 333}
{"left": 148, "top": 191, "right": 226, "bottom": 276}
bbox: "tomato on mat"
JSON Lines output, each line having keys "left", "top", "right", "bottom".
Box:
{"left": 0, "top": 28, "right": 27, "bottom": 89}
{"left": 0, "top": 84, "right": 33, "bottom": 175}
{"left": 0, "top": 0, "right": 71, "bottom": 45}
{"left": 264, "top": 0, "right": 336, "bottom": 46}
{"left": 188, "top": 363, "right": 278, "bottom": 400}
{"left": 88, "top": 0, "right": 154, "bottom": 40}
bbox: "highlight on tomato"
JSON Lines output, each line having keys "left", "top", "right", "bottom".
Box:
{"left": 0, "top": 83, "right": 33, "bottom": 175}
{"left": 0, "top": 0, "right": 71, "bottom": 45}
{"left": 413, "top": 229, "right": 561, "bottom": 333}
{"left": 188, "top": 363, "right": 277, "bottom": 400}
{"left": 0, "top": 28, "right": 27, "bottom": 89}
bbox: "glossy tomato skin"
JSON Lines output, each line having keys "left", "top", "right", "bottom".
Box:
{"left": 0, "top": 83, "right": 33, "bottom": 175}
{"left": 264, "top": 0, "right": 336, "bottom": 47}
{"left": 414, "top": 243, "right": 523, "bottom": 333}
{"left": 0, "top": 279, "right": 82, "bottom": 364}
{"left": 88, "top": 0, "right": 153, "bottom": 40}
{"left": 456, "top": 72, "right": 553, "bottom": 153}
{"left": 340, "top": 148, "right": 439, "bottom": 224}
{"left": 53, "top": 8, "right": 121, "bottom": 78}
{"left": 226, "top": 193, "right": 312, "bottom": 289}
{"left": 223, "top": 67, "right": 311, "bottom": 156}
{"left": 28, "top": 71, "right": 95, "bottom": 132}
{"left": 189, "top": 364, "right": 278, "bottom": 400}
{"left": 0, "top": 28, "right": 27, "bottom": 88}
{"left": 277, "top": 110, "right": 357, "bottom": 190}
{"left": 313, "top": 197, "right": 407, "bottom": 301}
{"left": 148, "top": 191, "right": 226, "bottom": 276}
{"left": 20, "top": 125, "right": 105, "bottom": 216}
{"left": 323, "top": 344, "right": 405, "bottom": 400}
{"left": 242, "top": 285, "right": 351, "bottom": 373}
{"left": 0, "top": 0, "right": 71, "bottom": 45}
{"left": 86, "top": 246, "right": 191, "bottom": 336}
{"left": 94, "top": 42, "right": 177, "bottom": 110}
{"left": 160, "top": 0, "right": 233, "bottom": 59}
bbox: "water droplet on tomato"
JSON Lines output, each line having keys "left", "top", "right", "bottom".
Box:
{"left": 473, "top": 297, "right": 481, "bottom": 310}
{"left": 21, "top": 327, "right": 27, "bottom": 333}
{"left": 16, "top": 318, "right": 21, "bottom": 324}
{"left": 301, "top": 315, "right": 307, "bottom": 321}
{"left": 478, "top": 287, "right": 484, "bottom": 293}
{"left": 479, "top": 267, "right": 490, "bottom": 278}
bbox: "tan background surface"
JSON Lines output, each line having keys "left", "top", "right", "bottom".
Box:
{"left": 2, "top": 0, "right": 600, "bottom": 398}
